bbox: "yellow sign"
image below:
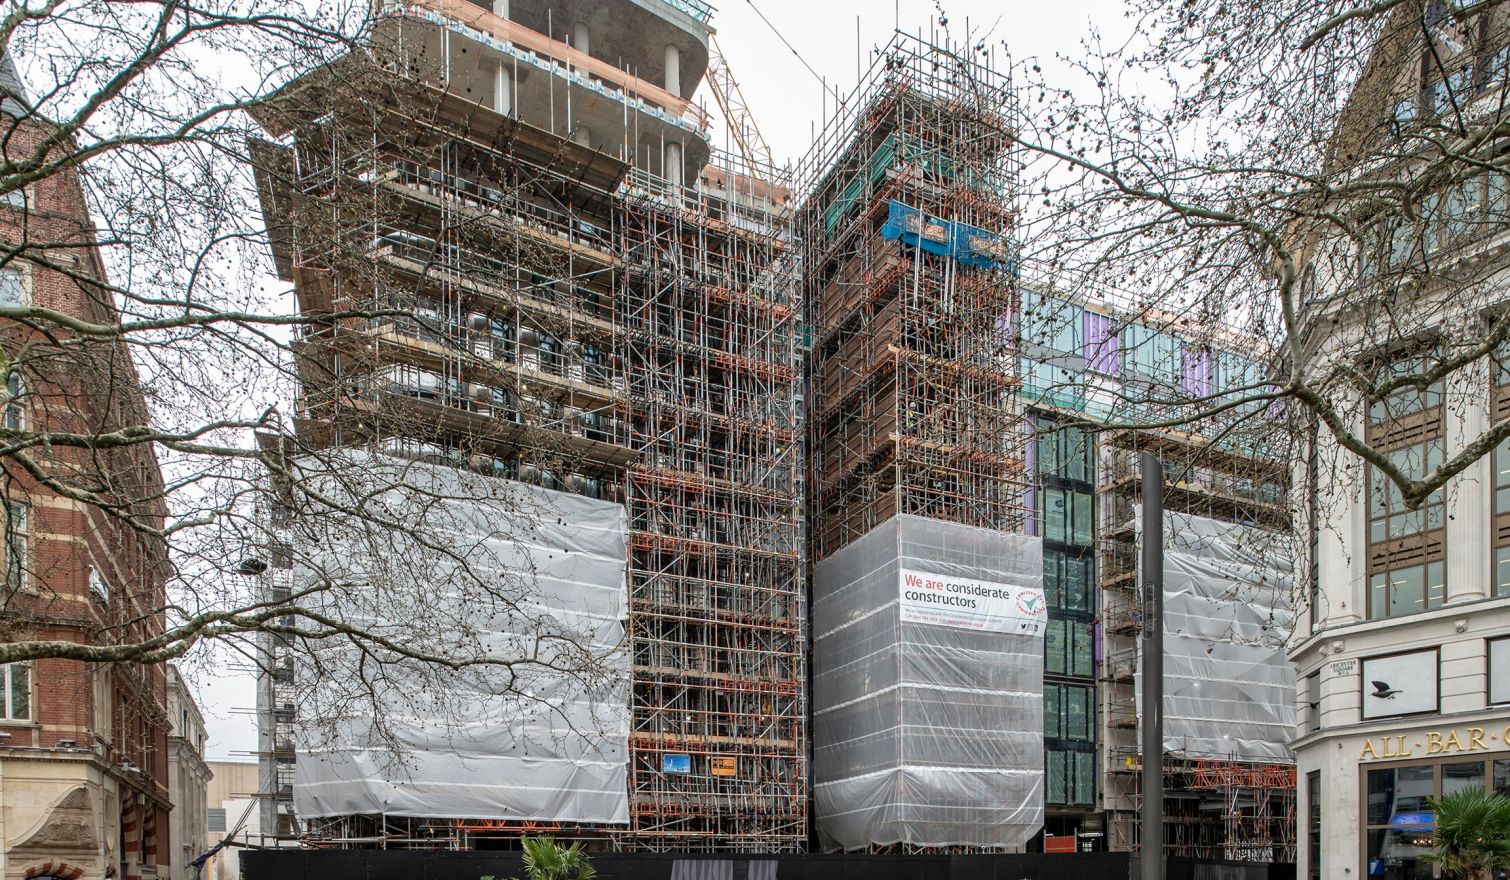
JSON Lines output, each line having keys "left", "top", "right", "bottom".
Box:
{"left": 1359, "top": 724, "right": 1510, "bottom": 761}
{"left": 710, "top": 756, "right": 737, "bottom": 777}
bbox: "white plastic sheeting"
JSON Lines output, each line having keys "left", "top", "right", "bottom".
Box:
{"left": 812, "top": 514, "right": 1045, "bottom": 851}
{"left": 1136, "top": 509, "right": 1295, "bottom": 762}
{"left": 285, "top": 452, "right": 630, "bottom": 823}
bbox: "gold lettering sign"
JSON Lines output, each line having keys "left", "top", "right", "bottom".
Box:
{"left": 1358, "top": 723, "right": 1510, "bottom": 761}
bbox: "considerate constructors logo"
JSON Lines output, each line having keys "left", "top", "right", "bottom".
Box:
{"left": 1016, "top": 591, "right": 1046, "bottom": 618}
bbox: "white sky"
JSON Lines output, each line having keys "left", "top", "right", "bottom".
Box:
{"left": 189, "top": 0, "right": 1132, "bottom": 762}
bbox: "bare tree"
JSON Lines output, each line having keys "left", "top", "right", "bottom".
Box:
{"left": 1014, "top": 0, "right": 1510, "bottom": 508}
{"left": 0, "top": 0, "right": 625, "bottom": 753}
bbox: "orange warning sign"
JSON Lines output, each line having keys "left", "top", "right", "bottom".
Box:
{"left": 709, "top": 756, "right": 737, "bottom": 777}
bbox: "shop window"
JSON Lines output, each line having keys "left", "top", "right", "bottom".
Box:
{"left": 1307, "top": 770, "right": 1321, "bottom": 880}
{"left": 1363, "top": 759, "right": 1510, "bottom": 879}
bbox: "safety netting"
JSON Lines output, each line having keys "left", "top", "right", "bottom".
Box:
{"left": 284, "top": 451, "right": 630, "bottom": 823}
{"left": 1137, "top": 508, "right": 1296, "bottom": 762}
{"left": 812, "top": 514, "right": 1045, "bottom": 851}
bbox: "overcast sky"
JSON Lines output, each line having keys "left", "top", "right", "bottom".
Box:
{"left": 190, "top": 0, "right": 1132, "bottom": 763}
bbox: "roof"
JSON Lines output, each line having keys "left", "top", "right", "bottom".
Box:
{"left": 0, "top": 51, "right": 31, "bottom": 118}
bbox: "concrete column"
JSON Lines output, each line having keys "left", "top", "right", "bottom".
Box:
{"left": 494, "top": 64, "right": 512, "bottom": 116}
{"left": 664, "top": 44, "right": 681, "bottom": 97}
{"left": 573, "top": 22, "right": 590, "bottom": 60}
{"left": 573, "top": 125, "right": 591, "bottom": 148}
{"left": 491, "top": 0, "right": 507, "bottom": 19}
{"left": 665, "top": 141, "right": 683, "bottom": 188}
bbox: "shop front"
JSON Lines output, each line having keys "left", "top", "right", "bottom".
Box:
{"left": 1301, "top": 717, "right": 1510, "bottom": 880}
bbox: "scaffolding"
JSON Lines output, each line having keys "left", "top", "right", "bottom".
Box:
{"left": 616, "top": 156, "right": 807, "bottom": 852}
{"left": 799, "top": 33, "right": 1027, "bottom": 564}
{"left": 254, "top": 11, "right": 806, "bottom": 848}
{"left": 1097, "top": 417, "right": 1294, "bottom": 862}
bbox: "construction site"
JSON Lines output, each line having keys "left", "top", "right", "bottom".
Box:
{"left": 246, "top": 0, "right": 1300, "bottom": 868}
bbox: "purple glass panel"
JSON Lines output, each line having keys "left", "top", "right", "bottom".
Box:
{"left": 1024, "top": 419, "right": 1037, "bottom": 536}
{"left": 1084, "top": 311, "right": 1118, "bottom": 375}
{"left": 1182, "top": 348, "right": 1214, "bottom": 398}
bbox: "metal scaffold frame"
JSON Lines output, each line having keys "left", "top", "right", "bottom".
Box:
{"left": 258, "top": 27, "right": 807, "bottom": 847}
{"left": 1097, "top": 421, "right": 1293, "bottom": 862}
{"left": 615, "top": 156, "right": 807, "bottom": 852}
{"left": 799, "top": 33, "right": 1028, "bottom": 565}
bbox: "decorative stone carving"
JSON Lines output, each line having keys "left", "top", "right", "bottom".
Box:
{"left": 13, "top": 786, "right": 98, "bottom": 852}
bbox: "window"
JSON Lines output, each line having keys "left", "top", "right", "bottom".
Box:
{"left": 0, "top": 267, "right": 23, "bottom": 307}
{"left": 1044, "top": 550, "right": 1093, "bottom": 613}
{"left": 1042, "top": 488, "right": 1093, "bottom": 547}
{"left": 207, "top": 808, "right": 227, "bottom": 833}
{"left": 0, "top": 187, "right": 24, "bottom": 210}
{"left": 1083, "top": 311, "right": 1118, "bottom": 375}
{"left": 1368, "top": 440, "right": 1446, "bottom": 544}
{"left": 1365, "top": 765, "right": 1435, "bottom": 880}
{"left": 88, "top": 568, "right": 109, "bottom": 603}
{"left": 1121, "top": 323, "right": 1181, "bottom": 383}
{"left": 1490, "top": 637, "right": 1510, "bottom": 705}
{"left": 1036, "top": 423, "right": 1091, "bottom": 483}
{"left": 1021, "top": 289, "right": 1081, "bottom": 354}
{"left": 1305, "top": 671, "right": 1321, "bottom": 733}
{"left": 1046, "top": 747, "right": 1095, "bottom": 807}
{"left": 1045, "top": 619, "right": 1093, "bottom": 678}
{"left": 1181, "top": 347, "right": 1214, "bottom": 399}
{"left": 1044, "top": 683, "right": 1094, "bottom": 742}
{"left": 4, "top": 372, "right": 21, "bottom": 430}
{"left": 0, "top": 663, "right": 29, "bottom": 720}
{"left": 3, "top": 501, "right": 27, "bottom": 591}
{"left": 1307, "top": 770, "right": 1321, "bottom": 880}
{"left": 1366, "top": 350, "right": 1446, "bottom": 620}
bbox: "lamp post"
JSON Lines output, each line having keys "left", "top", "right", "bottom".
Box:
{"left": 1140, "top": 451, "right": 1164, "bottom": 880}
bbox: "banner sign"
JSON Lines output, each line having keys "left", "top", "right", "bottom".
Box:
{"left": 899, "top": 568, "right": 1046, "bottom": 635}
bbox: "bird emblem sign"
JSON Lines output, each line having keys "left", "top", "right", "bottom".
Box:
{"left": 1360, "top": 650, "right": 1438, "bottom": 719}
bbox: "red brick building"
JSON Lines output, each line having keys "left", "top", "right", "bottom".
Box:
{"left": 0, "top": 53, "right": 174, "bottom": 880}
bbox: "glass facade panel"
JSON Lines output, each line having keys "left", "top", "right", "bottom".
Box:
{"left": 1369, "top": 561, "right": 1446, "bottom": 620}
{"left": 1367, "top": 766, "right": 1434, "bottom": 825}
{"left": 1073, "top": 751, "right": 1094, "bottom": 806}
{"left": 1046, "top": 750, "right": 1067, "bottom": 804}
{"left": 1365, "top": 828, "right": 1435, "bottom": 880}
{"left": 1443, "top": 761, "right": 1485, "bottom": 796}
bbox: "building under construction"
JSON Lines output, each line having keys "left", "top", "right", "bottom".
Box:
{"left": 1015, "top": 287, "right": 1296, "bottom": 860}
{"left": 254, "top": 0, "right": 803, "bottom": 852}
{"left": 249, "top": 0, "right": 1298, "bottom": 862}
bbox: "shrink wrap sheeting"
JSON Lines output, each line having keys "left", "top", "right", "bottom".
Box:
{"left": 812, "top": 514, "right": 1045, "bottom": 851}
{"left": 285, "top": 452, "right": 630, "bottom": 823}
{"left": 1137, "top": 509, "right": 1295, "bottom": 762}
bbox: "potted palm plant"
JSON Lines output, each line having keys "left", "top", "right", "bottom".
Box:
{"left": 512, "top": 835, "right": 597, "bottom": 880}
{"left": 1422, "top": 788, "right": 1510, "bottom": 880}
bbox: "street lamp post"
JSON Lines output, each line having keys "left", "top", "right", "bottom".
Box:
{"left": 1140, "top": 451, "right": 1164, "bottom": 880}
